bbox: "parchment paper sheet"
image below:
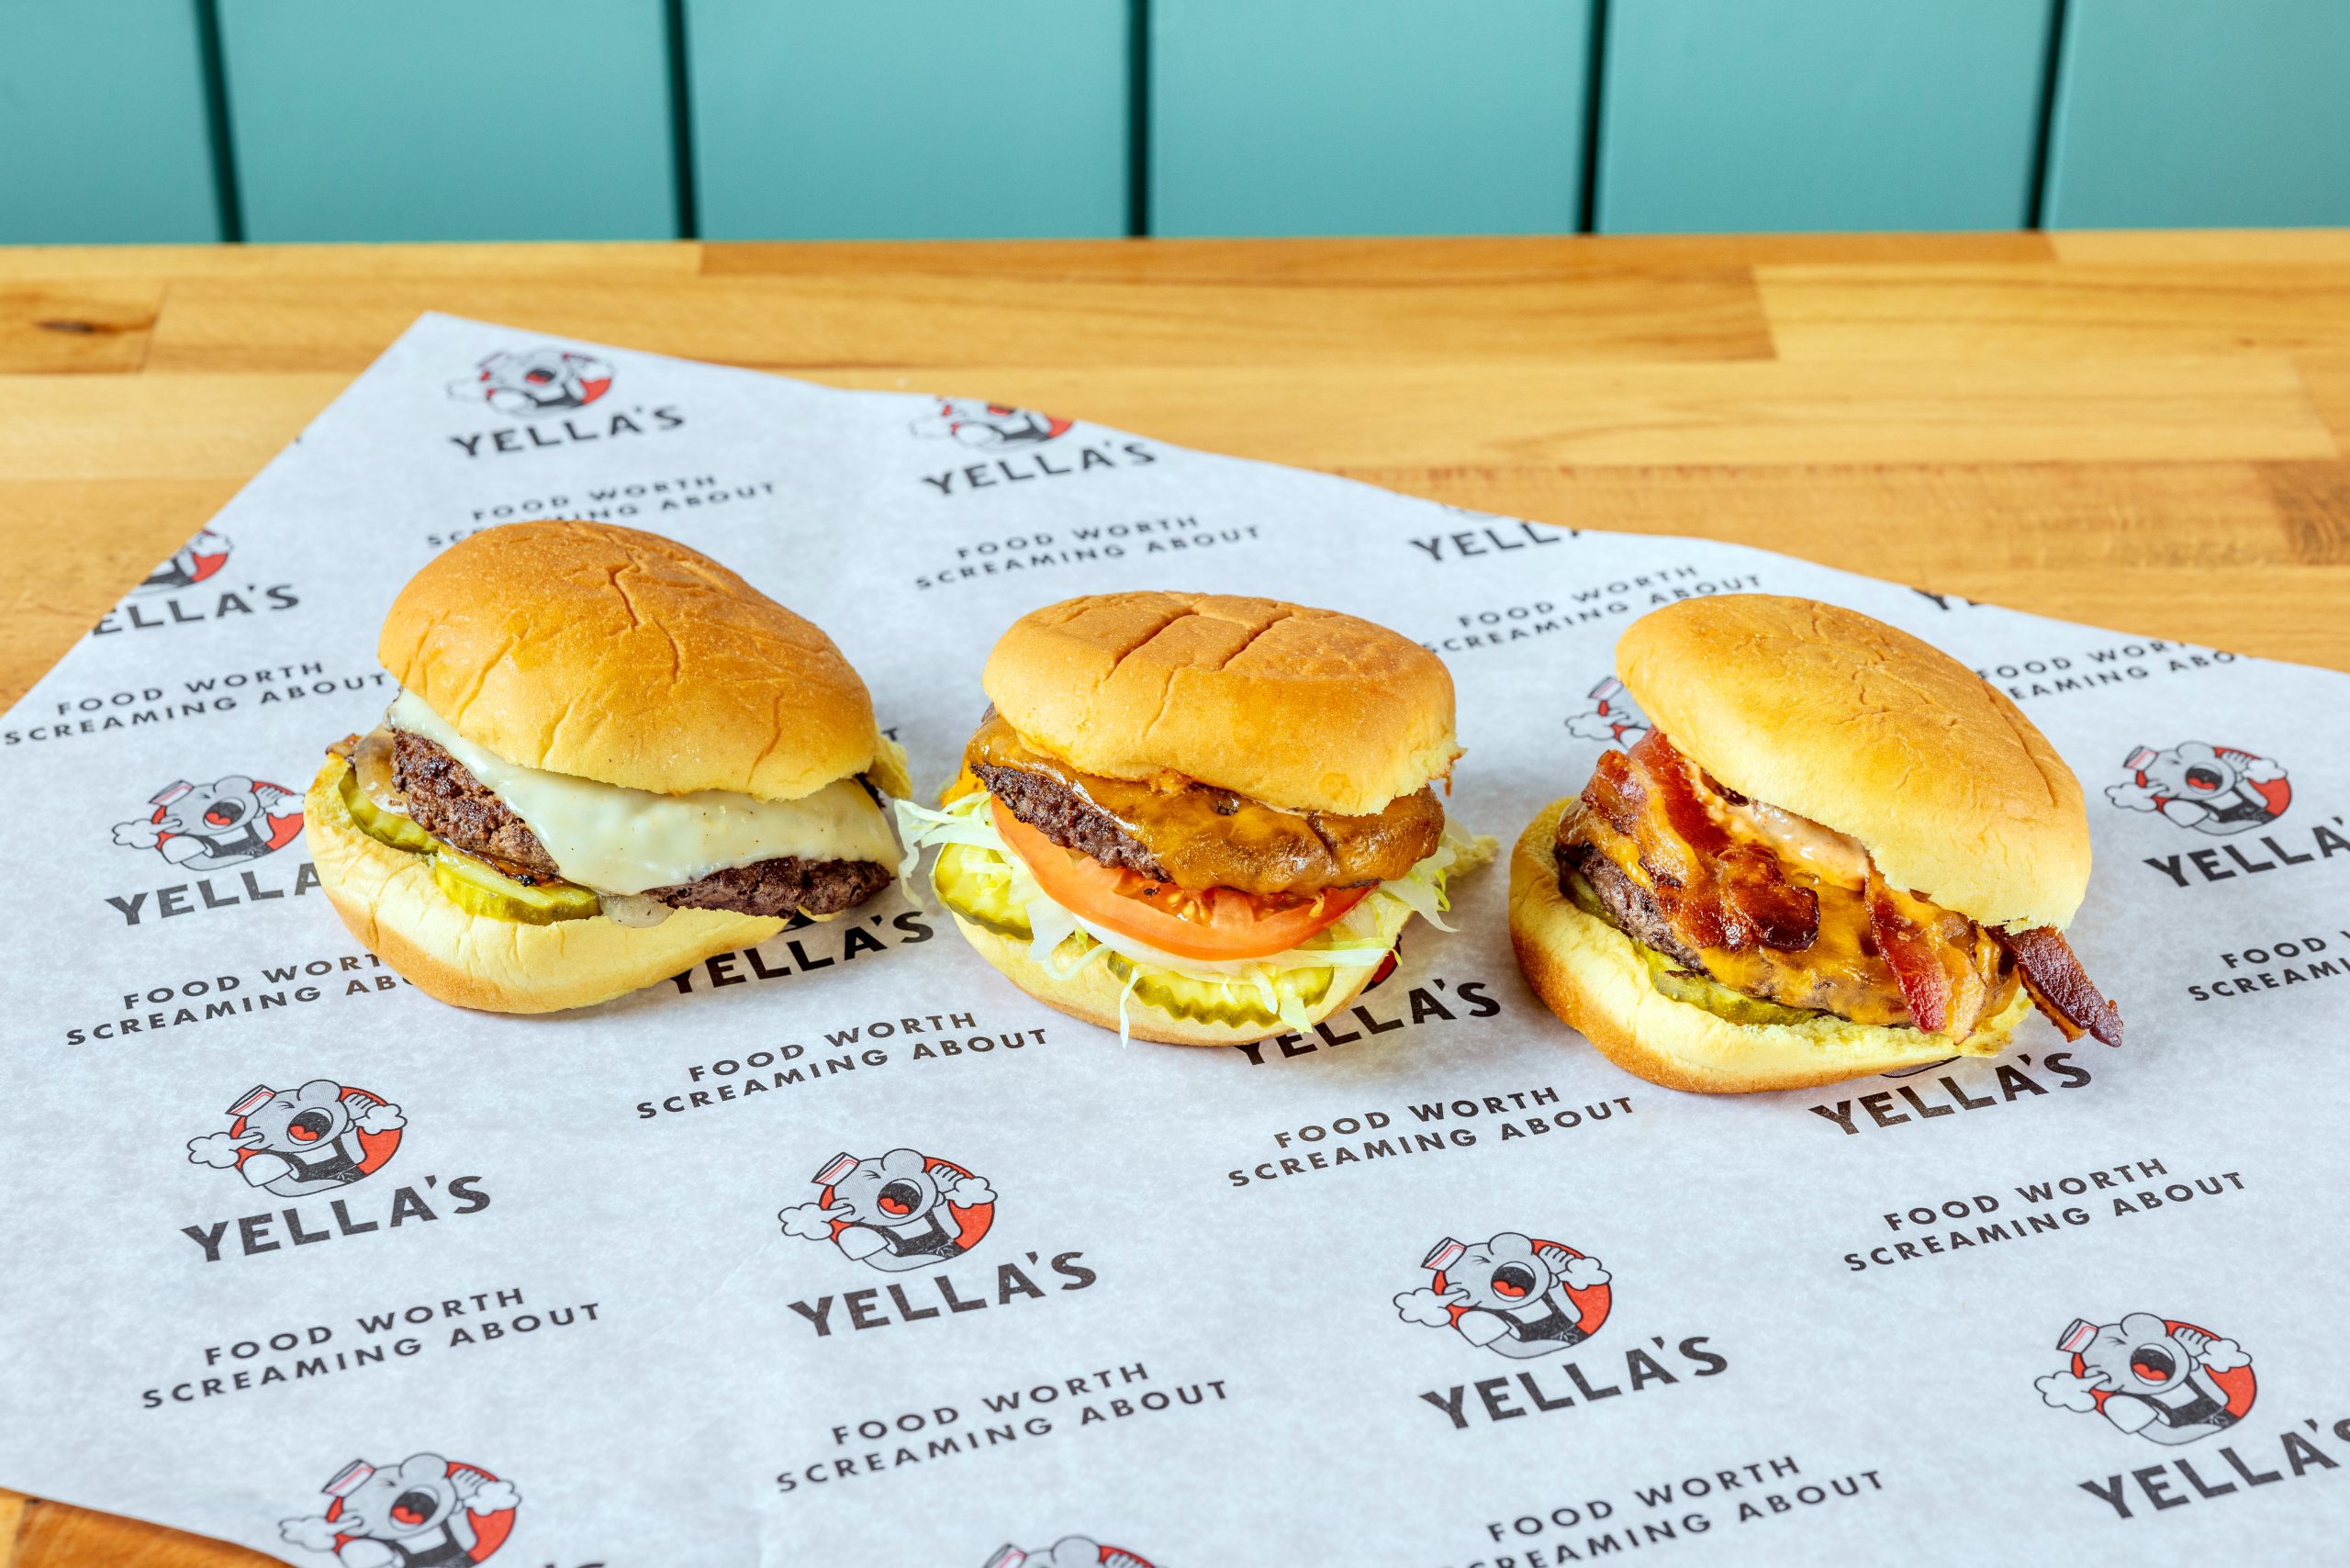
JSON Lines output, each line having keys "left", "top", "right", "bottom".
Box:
{"left": 1, "top": 316, "right": 2342, "bottom": 1565}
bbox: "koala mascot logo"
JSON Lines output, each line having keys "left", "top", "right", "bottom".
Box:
{"left": 911, "top": 397, "right": 1073, "bottom": 449}
{"left": 984, "top": 1540, "right": 1154, "bottom": 1568}
{"left": 779, "top": 1148, "right": 996, "bottom": 1271}
{"left": 186, "top": 1081, "right": 405, "bottom": 1196}
{"left": 2035, "top": 1314, "right": 2256, "bottom": 1445}
{"left": 1394, "top": 1233, "right": 1612, "bottom": 1359}
{"left": 134, "top": 528, "right": 232, "bottom": 596}
{"left": 1565, "top": 677, "right": 1651, "bottom": 747}
{"left": 113, "top": 775, "right": 304, "bottom": 871}
{"left": 2107, "top": 742, "right": 2289, "bottom": 835}
{"left": 447, "top": 346, "right": 614, "bottom": 419}
{"left": 281, "top": 1454, "right": 520, "bottom": 1566}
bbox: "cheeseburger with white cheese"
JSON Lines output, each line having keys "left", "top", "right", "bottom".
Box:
{"left": 309, "top": 521, "right": 908, "bottom": 1014}
{"left": 901, "top": 592, "right": 1491, "bottom": 1045}
{"left": 1510, "top": 595, "right": 2121, "bottom": 1092}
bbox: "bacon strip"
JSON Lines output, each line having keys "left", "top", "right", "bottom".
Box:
{"left": 1998, "top": 927, "right": 2124, "bottom": 1047}
{"left": 1866, "top": 879, "right": 1955, "bottom": 1035}
{"left": 1581, "top": 748, "right": 1647, "bottom": 836}
{"left": 1625, "top": 732, "right": 1818, "bottom": 952}
{"left": 1863, "top": 874, "right": 1998, "bottom": 1038}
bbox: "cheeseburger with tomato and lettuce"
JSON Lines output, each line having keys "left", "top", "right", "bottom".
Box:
{"left": 309, "top": 521, "right": 909, "bottom": 1014}
{"left": 900, "top": 592, "right": 1493, "bottom": 1045}
{"left": 1510, "top": 594, "right": 2122, "bottom": 1093}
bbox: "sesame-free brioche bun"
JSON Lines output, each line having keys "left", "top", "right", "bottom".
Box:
{"left": 309, "top": 754, "right": 784, "bottom": 1014}
{"left": 1508, "top": 798, "right": 2030, "bottom": 1093}
{"left": 981, "top": 591, "right": 1458, "bottom": 815}
{"left": 379, "top": 521, "right": 909, "bottom": 801}
{"left": 945, "top": 913, "right": 1386, "bottom": 1047}
{"left": 1618, "top": 595, "right": 2088, "bottom": 933}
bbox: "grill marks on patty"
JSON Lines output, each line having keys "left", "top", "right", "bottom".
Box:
{"left": 388, "top": 731, "right": 887, "bottom": 918}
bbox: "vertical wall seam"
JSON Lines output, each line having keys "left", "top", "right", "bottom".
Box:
{"left": 193, "top": 0, "right": 242, "bottom": 242}
{"left": 1577, "top": 0, "right": 1610, "bottom": 233}
{"left": 2025, "top": 0, "right": 2073, "bottom": 229}
{"left": 666, "top": 0, "right": 699, "bottom": 239}
{"left": 1129, "top": 0, "right": 1151, "bottom": 236}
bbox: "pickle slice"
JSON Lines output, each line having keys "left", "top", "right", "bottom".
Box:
{"left": 1636, "top": 941, "right": 1822, "bottom": 1028}
{"left": 432, "top": 851, "right": 601, "bottom": 925}
{"left": 1568, "top": 872, "right": 1823, "bottom": 1027}
{"left": 337, "top": 759, "right": 439, "bottom": 856}
{"left": 934, "top": 841, "right": 1033, "bottom": 939}
{"left": 1102, "top": 952, "right": 1337, "bottom": 1028}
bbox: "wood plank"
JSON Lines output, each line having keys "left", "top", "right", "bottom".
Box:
{"left": 2295, "top": 354, "right": 2350, "bottom": 447}
{"left": 2053, "top": 229, "right": 2350, "bottom": 265}
{"left": 0, "top": 243, "right": 701, "bottom": 282}
{"left": 15, "top": 1495, "right": 266, "bottom": 1568}
{"left": 1761, "top": 262, "right": 2350, "bottom": 359}
{"left": 0, "top": 375, "right": 342, "bottom": 481}
{"left": 142, "top": 271, "right": 1774, "bottom": 374}
{"left": 0, "top": 479, "right": 245, "bottom": 709}
{"left": 1910, "top": 566, "right": 2350, "bottom": 669}
{"left": 810, "top": 356, "right": 2334, "bottom": 466}
{"left": 2262, "top": 459, "right": 2350, "bottom": 566}
{"left": 1339, "top": 469, "right": 2347, "bottom": 668}
{"left": 0, "top": 282, "right": 160, "bottom": 374}
{"left": 703, "top": 231, "right": 2053, "bottom": 279}
{"left": 1333, "top": 461, "right": 2297, "bottom": 569}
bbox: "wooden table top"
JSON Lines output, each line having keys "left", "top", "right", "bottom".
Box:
{"left": 4, "top": 228, "right": 2347, "bottom": 1564}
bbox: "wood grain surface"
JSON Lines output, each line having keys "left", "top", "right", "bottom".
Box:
{"left": 2, "top": 230, "right": 2346, "bottom": 1565}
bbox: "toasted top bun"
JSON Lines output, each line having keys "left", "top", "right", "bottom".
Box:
{"left": 981, "top": 591, "right": 1460, "bottom": 815}
{"left": 380, "top": 521, "right": 904, "bottom": 801}
{"left": 1617, "top": 595, "right": 2088, "bottom": 932}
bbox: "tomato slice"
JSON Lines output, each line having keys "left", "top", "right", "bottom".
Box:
{"left": 990, "top": 799, "right": 1371, "bottom": 961}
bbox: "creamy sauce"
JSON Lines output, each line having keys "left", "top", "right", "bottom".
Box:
{"left": 1728, "top": 799, "right": 1874, "bottom": 885}
{"left": 387, "top": 690, "right": 897, "bottom": 893}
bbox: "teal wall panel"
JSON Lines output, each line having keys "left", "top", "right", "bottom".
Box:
{"left": 0, "top": 0, "right": 223, "bottom": 243}
{"left": 1149, "top": 0, "right": 1591, "bottom": 239}
{"left": 2044, "top": 0, "right": 2350, "bottom": 229}
{"left": 688, "top": 2, "right": 1128, "bottom": 240}
{"left": 1596, "top": 0, "right": 2053, "bottom": 234}
{"left": 218, "top": 0, "right": 679, "bottom": 241}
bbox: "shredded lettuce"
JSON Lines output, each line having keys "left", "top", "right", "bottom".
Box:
{"left": 893, "top": 790, "right": 1495, "bottom": 1040}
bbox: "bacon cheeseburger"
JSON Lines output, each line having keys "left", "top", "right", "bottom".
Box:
{"left": 308, "top": 521, "right": 908, "bottom": 1014}
{"left": 1510, "top": 595, "right": 2121, "bottom": 1092}
{"left": 899, "top": 592, "right": 1492, "bottom": 1045}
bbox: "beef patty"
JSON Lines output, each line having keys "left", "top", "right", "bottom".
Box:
{"left": 389, "top": 731, "right": 890, "bottom": 918}
{"left": 1556, "top": 837, "right": 1710, "bottom": 974}
{"left": 971, "top": 759, "right": 1166, "bottom": 880}
{"left": 963, "top": 711, "right": 1443, "bottom": 898}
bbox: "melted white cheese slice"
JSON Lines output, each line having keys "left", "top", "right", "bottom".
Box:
{"left": 388, "top": 689, "right": 898, "bottom": 893}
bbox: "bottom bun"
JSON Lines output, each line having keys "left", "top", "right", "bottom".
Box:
{"left": 308, "top": 754, "right": 785, "bottom": 1014}
{"left": 1507, "top": 796, "right": 2030, "bottom": 1093}
{"left": 948, "top": 913, "right": 1384, "bottom": 1047}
